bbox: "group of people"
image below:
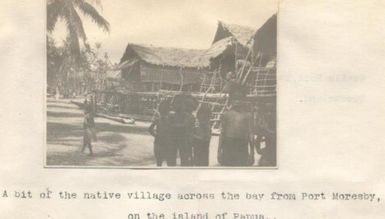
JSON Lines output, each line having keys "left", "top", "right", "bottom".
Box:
{"left": 149, "top": 83, "right": 276, "bottom": 167}
{"left": 80, "top": 84, "right": 276, "bottom": 166}
{"left": 148, "top": 94, "right": 211, "bottom": 166}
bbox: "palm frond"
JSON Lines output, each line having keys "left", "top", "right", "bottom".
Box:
{"left": 75, "top": 0, "right": 110, "bottom": 32}
{"left": 86, "top": 0, "right": 103, "bottom": 10}
{"left": 70, "top": 6, "right": 87, "bottom": 42}
{"left": 62, "top": 6, "right": 82, "bottom": 61}
{"left": 47, "top": 0, "right": 64, "bottom": 32}
{"left": 47, "top": 0, "right": 108, "bottom": 65}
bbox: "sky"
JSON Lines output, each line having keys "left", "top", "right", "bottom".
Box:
{"left": 51, "top": 0, "right": 278, "bottom": 64}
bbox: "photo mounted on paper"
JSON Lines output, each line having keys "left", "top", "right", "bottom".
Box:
{"left": 46, "top": 0, "right": 277, "bottom": 168}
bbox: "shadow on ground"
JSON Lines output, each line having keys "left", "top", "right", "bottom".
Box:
{"left": 47, "top": 111, "right": 84, "bottom": 118}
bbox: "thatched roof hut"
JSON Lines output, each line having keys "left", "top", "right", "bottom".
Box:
{"left": 200, "top": 22, "right": 255, "bottom": 81}
{"left": 202, "top": 16, "right": 277, "bottom": 95}
{"left": 207, "top": 16, "right": 277, "bottom": 69}
{"left": 120, "top": 43, "right": 209, "bottom": 68}
{"left": 202, "top": 37, "right": 234, "bottom": 61}
{"left": 246, "top": 14, "right": 277, "bottom": 97}
{"left": 118, "top": 43, "right": 210, "bottom": 92}
{"left": 252, "top": 14, "right": 277, "bottom": 66}
{"left": 201, "top": 37, "right": 236, "bottom": 80}
{"left": 212, "top": 21, "right": 256, "bottom": 47}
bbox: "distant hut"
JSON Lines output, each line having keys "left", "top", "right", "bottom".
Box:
{"left": 117, "top": 43, "right": 210, "bottom": 92}
{"left": 104, "top": 69, "right": 121, "bottom": 87}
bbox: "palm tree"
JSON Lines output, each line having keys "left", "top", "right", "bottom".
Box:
{"left": 47, "top": 0, "right": 110, "bottom": 62}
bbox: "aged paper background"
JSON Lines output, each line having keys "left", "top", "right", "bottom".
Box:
{"left": 1, "top": 0, "right": 385, "bottom": 218}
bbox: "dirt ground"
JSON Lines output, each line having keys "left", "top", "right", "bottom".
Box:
{"left": 46, "top": 98, "right": 260, "bottom": 167}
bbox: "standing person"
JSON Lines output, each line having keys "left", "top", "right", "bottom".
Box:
{"left": 218, "top": 83, "right": 255, "bottom": 166}
{"left": 148, "top": 99, "right": 171, "bottom": 166}
{"left": 192, "top": 104, "right": 212, "bottom": 166}
{"left": 90, "top": 95, "right": 95, "bottom": 115}
{"left": 84, "top": 97, "right": 90, "bottom": 113}
{"left": 82, "top": 110, "right": 96, "bottom": 155}
{"left": 256, "top": 102, "right": 276, "bottom": 166}
{"left": 89, "top": 95, "right": 98, "bottom": 117}
{"left": 253, "top": 103, "right": 265, "bottom": 157}
{"left": 168, "top": 95, "right": 194, "bottom": 166}
{"left": 183, "top": 94, "right": 197, "bottom": 165}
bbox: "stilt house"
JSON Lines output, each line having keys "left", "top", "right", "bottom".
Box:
{"left": 118, "top": 43, "right": 210, "bottom": 92}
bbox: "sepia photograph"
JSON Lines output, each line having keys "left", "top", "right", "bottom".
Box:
{"left": 46, "top": 0, "right": 278, "bottom": 168}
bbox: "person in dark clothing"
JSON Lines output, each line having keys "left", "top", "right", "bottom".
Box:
{"left": 168, "top": 95, "right": 194, "bottom": 166}
{"left": 90, "top": 95, "right": 97, "bottom": 116}
{"left": 218, "top": 83, "right": 255, "bottom": 166}
{"left": 82, "top": 110, "right": 96, "bottom": 155}
{"left": 192, "top": 104, "right": 212, "bottom": 166}
{"left": 256, "top": 102, "right": 276, "bottom": 166}
{"left": 84, "top": 97, "right": 93, "bottom": 115}
{"left": 148, "top": 99, "right": 171, "bottom": 166}
{"left": 84, "top": 98, "right": 89, "bottom": 111}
